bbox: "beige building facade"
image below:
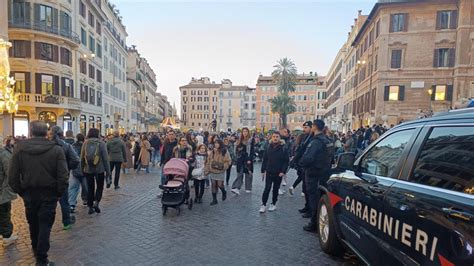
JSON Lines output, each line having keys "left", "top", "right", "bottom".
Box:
{"left": 180, "top": 77, "right": 219, "bottom": 131}
{"left": 347, "top": 0, "right": 474, "bottom": 128}
{"left": 218, "top": 79, "right": 256, "bottom": 131}
{"left": 101, "top": 0, "right": 128, "bottom": 134}
{"left": 256, "top": 73, "right": 326, "bottom": 130}
{"left": 4, "top": 0, "right": 103, "bottom": 137}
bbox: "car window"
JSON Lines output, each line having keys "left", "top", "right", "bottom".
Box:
{"left": 359, "top": 129, "right": 415, "bottom": 177}
{"left": 410, "top": 126, "right": 474, "bottom": 195}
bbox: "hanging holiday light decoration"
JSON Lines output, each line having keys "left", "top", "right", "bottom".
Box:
{"left": 0, "top": 39, "right": 18, "bottom": 113}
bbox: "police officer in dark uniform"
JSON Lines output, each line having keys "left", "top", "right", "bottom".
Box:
{"left": 299, "top": 119, "right": 333, "bottom": 232}
{"left": 290, "top": 121, "right": 313, "bottom": 215}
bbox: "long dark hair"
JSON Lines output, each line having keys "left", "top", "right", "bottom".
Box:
{"left": 239, "top": 127, "right": 250, "bottom": 144}
{"left": 295, "top": 133, "right": 305, "bottom": 146}
{"left": 87, "top": 128, "right": 100, "bottom": 139}
{"left": 213, "top": 139, "right": 227, "bottom": 156}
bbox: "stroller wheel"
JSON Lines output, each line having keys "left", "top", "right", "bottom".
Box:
{"left": 177, "top": 207, "right": 181, "bottom": 216}
{"left": 162, "top": 206, "right": 167, "bottom": 216}
{"left": 188, "top": 200, "right": 193, "bottom": 210}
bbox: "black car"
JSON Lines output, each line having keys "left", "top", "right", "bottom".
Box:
{"left": 318, "top": 108, "right": 474, "bottom": 265}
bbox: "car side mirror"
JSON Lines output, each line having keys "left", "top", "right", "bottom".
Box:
{"left": 336, "top": 152, "right": 355, "bottom": 171}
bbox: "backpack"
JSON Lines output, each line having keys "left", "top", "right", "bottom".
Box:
{"left": 85, "top": 141, "right": 100, "bottom": 167}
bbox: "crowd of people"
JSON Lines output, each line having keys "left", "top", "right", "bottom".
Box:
{"left": 0, "top": 119, "right": 390, "bottom": 265}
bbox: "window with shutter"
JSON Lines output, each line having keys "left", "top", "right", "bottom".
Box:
{"left": 79, "top": 1, "right": 86, "bottom": 18}
{"left": 434, "top": 48, "right": 451, "bottom": 67}
{"left": 81, "top": 28, "right": 87, "bottom": 46}
{"left": 36, "top": 42, "right": 54, "bottom": 61}
{"left": 437, "top": 10, "right": 457, "bottom": 30}
{"left": 390, "top": 14, "right": 407, "bottom": 32}
{"left": 12, "top": 40, "right": 31, "bottom": 58}
{"left": 398, "top": 86, "right": 405, "bottom": 101}
{"left": 391, "top": 49, "right": 402, "bottom": 69}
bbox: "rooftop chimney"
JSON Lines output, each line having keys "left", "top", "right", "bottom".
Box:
{"left": 358, "top": 10, "right": 362, "bottom": 16}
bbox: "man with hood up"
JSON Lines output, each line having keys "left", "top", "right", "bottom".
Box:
{"left": 9, "top": 121, "right": 69, "bottom": 266}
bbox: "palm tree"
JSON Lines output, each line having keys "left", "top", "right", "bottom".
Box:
{"left": 272, "top": 58, "right": 297, "bottom": 95}
{"left": 268, "top": 58, "right": 298, "bottom": 127}
{"left": 269, "top": 94, "right": 296, "bottom": 129}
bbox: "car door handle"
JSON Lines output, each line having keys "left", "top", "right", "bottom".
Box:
{"left": 368, "top": 185, "right": 385, "bottom": 194}
{"left": 442, "top": 208, "right": 474, "bottom": 223}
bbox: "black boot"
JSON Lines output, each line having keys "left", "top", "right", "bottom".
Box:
{"left": 303, "top": 223, "right": 318, "bottom": 233}
{"left": 221, "top": 188, "right": 227, "bottom": 201}
{"left": 93, "top": 201, "right": 101, "bottom": 213}
{"left": 210, "top": 193, "right": 218, "bottom": 205}
{"left": 299, "top": 207, "right": 309, "bottom": 213}
{"left": 88, "top": 207, "right": 95, "bottom": 215}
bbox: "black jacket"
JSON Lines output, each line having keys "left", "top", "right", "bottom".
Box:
{"left": 160, "top": 140, "right": 178, "bottom": 166}
{"left": 8, "top": 138, "right": 69, "bottom": 197}
{"left": 291, "top": 133, "right": 312, "bottom": 168}
{"left": 299, "top": 133, "right": 333, "bottom": 176}
{"left": 55, "top": 137, "right": 80, "bottom": 171}
{"left": 261, "top": 142, "right": 289, "bottom": 175}
{"left": 149, "top": 135, "right": 161, "bottom": 150}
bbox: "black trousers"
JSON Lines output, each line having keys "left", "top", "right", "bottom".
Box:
{"left": 225, "top": 165, "right": 232, "bottom": 185}
{"left": 305, "top": 174, "right": 321, "bottom": 227}
{"left": 23, "top": 191, "right": 57, "bottom": 264}
{"left": 85, "top": 173, "right": 105, "bottom": 207}
{"left": 292, "top": 167, "right": 304, "bottom": 188}
{"left": 110, "top": 161, "right": 122, "bottom": 187}
{"left": 0, "top": 201, "right": 13, "bottom": 238}
{"left": 194, "top": 179, "right": 206, "bottom": 199}
{"left": 262, "top": 173, "right": 283, "bottom": 206}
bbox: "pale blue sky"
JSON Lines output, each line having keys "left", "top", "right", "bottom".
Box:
{"left": 115, "top": 0, "right": 376, "bottom": 111}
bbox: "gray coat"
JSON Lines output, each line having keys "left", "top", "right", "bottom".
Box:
{"left": 80, "top": 138, "right": 111, "bottom": 176}
{"left": 106, "top": 137, "right": 127, "bottom": 163}
{"left": 0, "top": 147, "right": 16, "bottom": 204}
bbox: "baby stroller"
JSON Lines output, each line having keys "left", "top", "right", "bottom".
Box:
{"left": 159, "top": 158, "right": 192, "bottom": 215}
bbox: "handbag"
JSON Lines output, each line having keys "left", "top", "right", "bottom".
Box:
{"left": 192, "top": 168, "right": 203, "bottom": 177}
{"left": 211, "top": 161, "right": 225, "bottom": 171}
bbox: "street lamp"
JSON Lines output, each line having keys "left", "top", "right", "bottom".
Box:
{"left": 427, "top": 88, "right": 433, "bottom": 115}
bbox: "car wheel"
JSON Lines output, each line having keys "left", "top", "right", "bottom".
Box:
{"left": 318, "top": 194, "right": 344, "bottom": 256}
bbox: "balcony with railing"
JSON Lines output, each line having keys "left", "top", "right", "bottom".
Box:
{"left": 9, "top": 20, "right": 80, "bottom": 45}
{"left": 18, "top": 93, "right": 82, "bottom": 110}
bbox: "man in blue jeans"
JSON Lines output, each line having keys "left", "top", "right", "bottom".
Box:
{"left": 48, "top": 126, "right": 80, "bottom": 230}
{"left": 69, "top": 133, "right": 88, "bottom": 212}
{"left": 149, "top": 133, "right": 161, "bottom": 167}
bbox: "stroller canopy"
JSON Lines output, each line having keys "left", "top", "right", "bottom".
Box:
{"left": 163, "top": 158, "right": 189, "bottom": 178}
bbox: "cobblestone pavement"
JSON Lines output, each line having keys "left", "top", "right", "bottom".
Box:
{"left": 1, "top": 163, "right": 358, "bottom": 265}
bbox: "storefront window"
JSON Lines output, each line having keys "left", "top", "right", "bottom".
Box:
{"left": 38, "top": 111, "right": 56, "bottom": 128}
{"left": 13, "top": 111, "right": 29, "bottom": 137}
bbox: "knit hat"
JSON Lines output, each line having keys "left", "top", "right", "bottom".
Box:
{"left": 313, "top": 119, "right": 325, "bottom": 131}
{"left": 303, "top": 121, "right": 312, "bottom": 127}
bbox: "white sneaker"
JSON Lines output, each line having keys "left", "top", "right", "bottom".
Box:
{"left": 301, "top": 192, "right": 305, "bottom": 197}
{"left": 289, "top": 186, "right": 294, "bottom": 195}
{"left": 269, "top": 204, "right": 277, "bottom": 212}
{"left": 231, "top": 188, "right": 240, "bottom": 195}
{"left": 3, "top": 235, "right": 18, "bottom": 247}
{"left": 278, "top": 189, "right": 285, "bottom": 195}
{"left": 259, "top": 205, "right": 266, "bottom": 213}
{"left": 245, "top": 190, "right": 251, "bottom": 193}
{"left": 282, "top": 180, "right": 287, "bottom": 186}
